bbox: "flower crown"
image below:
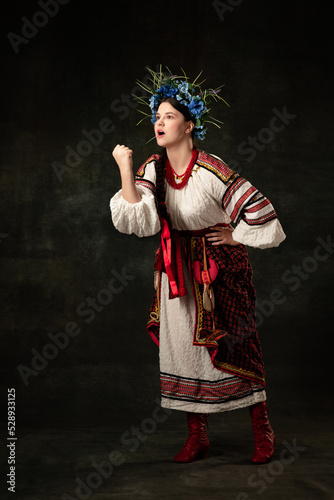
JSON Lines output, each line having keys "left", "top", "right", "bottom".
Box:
{"left": 133, "top": 66, "right": 229, "bottom": 140}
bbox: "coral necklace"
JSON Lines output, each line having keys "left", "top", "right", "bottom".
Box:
{"left": 165, "top": 147, "right": 199, "bottom": 190}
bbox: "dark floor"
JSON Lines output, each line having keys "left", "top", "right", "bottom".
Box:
{"left": 2, "top": 408, "right": 334, "bottom": 500}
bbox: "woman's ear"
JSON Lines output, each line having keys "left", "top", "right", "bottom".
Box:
{"left": 186, "top": 121, "right": 195, "bottom": 134}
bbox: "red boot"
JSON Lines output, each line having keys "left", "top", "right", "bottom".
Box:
{"left": 173, "top": 413, "right": 209, "bottom": 463}
{"left": 249, "top": 401, "right": 275, "bottom": 464}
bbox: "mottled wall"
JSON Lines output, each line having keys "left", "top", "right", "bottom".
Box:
{"left": 1, "top": 0, "right": 333, "bottom": 426}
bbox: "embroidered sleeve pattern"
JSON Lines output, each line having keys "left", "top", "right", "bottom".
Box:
{"left": 198, "top": 151, "right": 286, "bottom": 249}
{"left": 135, "top": 154, "right": 159, "bottom": 194}
{"left": 222, "top": 177, "right": 275, "bottom": 227}
{"left": 222, "top": 175, "right": 286, "bottom": 249}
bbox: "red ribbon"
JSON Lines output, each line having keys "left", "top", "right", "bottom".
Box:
{"left": 159, "top": 218, "right": 187, "bottom": 299}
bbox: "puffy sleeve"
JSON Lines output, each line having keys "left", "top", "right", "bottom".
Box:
{"left": 203, "top": 153, "right": 286, "bottom": 249}
{"left": 110, "top": 155, "right": 161, "bottom": 238}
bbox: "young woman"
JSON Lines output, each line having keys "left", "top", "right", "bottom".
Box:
{"left": 110, "top": 69, "right": 286, "bottom": 464}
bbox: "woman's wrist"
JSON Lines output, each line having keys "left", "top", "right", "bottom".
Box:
{"left": 120, "top": 167, "right": 134, "bottom": 180}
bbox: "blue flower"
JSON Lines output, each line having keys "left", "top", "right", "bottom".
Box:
{"left": 169, "top": 87, "right": 178, "bottom": 98}
{"left": 158, "top": 84, "right": 178, "bottom": 99}
{"left": 149, "top": 95, "right": 158, "bottom": 110}
{"left": 194, "top": 126, "right": 207, "bottom": 140}
{"left": 159, "top": 85, "right": 169, "bottom": 95}
{"left": 188, "top": 99, "right": 206, "bottom": 118}
{"left": 178, "top": 81, "right": 189, "bottom": 92}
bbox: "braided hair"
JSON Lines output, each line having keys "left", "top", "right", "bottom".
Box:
{"left": 154, "top": 148, "right": 169, "bottom": 222}
{"left": 154, "top": 97, "right": 195, "bottom": 224}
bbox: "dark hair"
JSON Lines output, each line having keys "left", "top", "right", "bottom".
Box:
{"left": 154, "top": 97, "right": 195, "bottom": 224}
{"left": 154, "top": 149, "right": 169, "bottom": 222}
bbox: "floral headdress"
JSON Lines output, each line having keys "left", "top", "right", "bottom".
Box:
{"left": 133, "top": 66, "right": 229, "bottom": 140}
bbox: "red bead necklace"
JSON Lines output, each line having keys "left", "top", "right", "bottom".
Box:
{"left": 165, "top": 147, "right": 199, "bottom": 190}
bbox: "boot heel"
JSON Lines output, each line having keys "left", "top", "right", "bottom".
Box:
{"left": 200, "top": 443, "right": 210, "bottom": 459}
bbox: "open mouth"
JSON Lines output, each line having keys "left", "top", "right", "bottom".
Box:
{"left": 157, "top": 130, "right": 165, "bottom": 137}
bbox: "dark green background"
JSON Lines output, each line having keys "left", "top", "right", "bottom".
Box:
{"left": 1, "top": 0, "right": 333, "bottom": 426}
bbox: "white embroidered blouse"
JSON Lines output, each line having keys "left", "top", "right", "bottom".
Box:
{"left": 110, "top": 151, "right": 286, "bottom": 250}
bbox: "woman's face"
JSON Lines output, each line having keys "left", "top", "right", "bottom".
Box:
{"left": 154, "top": 102, "right": 193, "bottom": 148}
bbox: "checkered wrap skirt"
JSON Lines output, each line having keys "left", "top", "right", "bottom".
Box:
{"left": 148, "top": 235, "right": 266, "bottom": 388}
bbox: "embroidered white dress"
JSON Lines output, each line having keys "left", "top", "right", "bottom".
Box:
{"left": 110, "top": 152, "right": 286, "bottom": 413}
